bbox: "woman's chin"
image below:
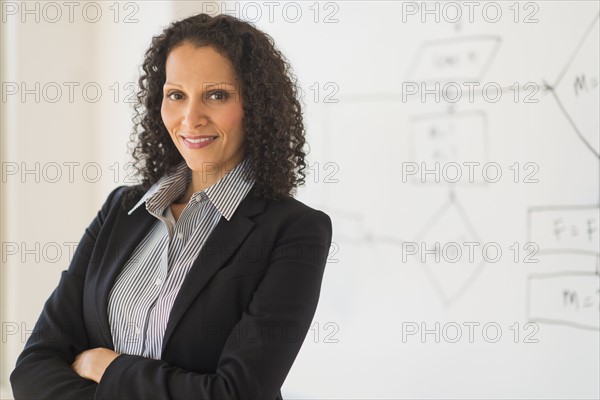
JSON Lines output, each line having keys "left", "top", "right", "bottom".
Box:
{"left": 184, "top": 158, "right": 220, "bottom": 173}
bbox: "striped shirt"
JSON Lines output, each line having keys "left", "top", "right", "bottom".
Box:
{"left": 107, "top": 157, "right": 254, "bottom": 359}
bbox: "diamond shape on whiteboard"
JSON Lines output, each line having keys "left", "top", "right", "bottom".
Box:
{"left": 415, "top": 194, "right": 486, "bottom": 305}
{"left": 553, "top": 15, "right": 600, "bottom": 157}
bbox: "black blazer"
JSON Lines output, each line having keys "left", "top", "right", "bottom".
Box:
{"left": 10, "top": 184, "right": 333, "bottom": 399}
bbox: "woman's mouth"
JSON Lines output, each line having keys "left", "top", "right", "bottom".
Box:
{"left": 181, "top": 135, "right": 218, "bottom": 149}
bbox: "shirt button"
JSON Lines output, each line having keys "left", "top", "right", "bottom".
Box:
{"left": 154, "top": 278, "right": 162, "bottom": 286}
{"left": 176, "top": 232, "right": 184, "bottom": 240}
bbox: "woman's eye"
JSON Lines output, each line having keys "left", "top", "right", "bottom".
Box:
{"left": 166, "top": 91, "right": 184, "bottom": 101}
{"left": 207, "top": 90, "right": 229, "bottom": 101}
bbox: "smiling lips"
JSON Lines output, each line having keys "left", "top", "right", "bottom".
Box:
{"left": 180, "top": 135, "right": 218, "bottom": 149}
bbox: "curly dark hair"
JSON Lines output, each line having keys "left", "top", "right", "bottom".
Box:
{"left": 121, "top": 13, "right": 307, "bottom": 209}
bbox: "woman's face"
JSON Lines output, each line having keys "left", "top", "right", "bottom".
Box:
{"left": 161, "top": 42, "right": 245, "bottom": 179}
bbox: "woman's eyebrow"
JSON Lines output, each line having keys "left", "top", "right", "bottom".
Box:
{"left": 204, "top": 82, "right": 238, "bottom": 89}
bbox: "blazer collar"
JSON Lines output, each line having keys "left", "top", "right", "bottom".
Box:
{"left": 127, "top": 157, "right": 255, "bottom": 221}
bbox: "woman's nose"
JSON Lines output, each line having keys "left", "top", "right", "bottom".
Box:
{"left": 182, "top": 101, "right": 209, "bottom": 128}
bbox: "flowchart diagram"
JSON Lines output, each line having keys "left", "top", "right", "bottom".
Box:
{"left": 322, "top": 12, "right": 600, "bottom": 314}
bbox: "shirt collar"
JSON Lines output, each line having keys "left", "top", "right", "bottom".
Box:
{"left": 128, "top": 157, "right": 255, "bottom": 221}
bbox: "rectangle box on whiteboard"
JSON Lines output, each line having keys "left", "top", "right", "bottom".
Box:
{"left": 409, "top": 111, "right": 488, "bottom": 184}
{"left": 528, "top": 272, "right": 599, "bottom": 330}
{"left": 528, "top": 205, "right": 599, "bottom": 255}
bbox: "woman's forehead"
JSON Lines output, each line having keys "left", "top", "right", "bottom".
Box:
{"left": 165, "top": 43, "right": 239, "bottom": 83}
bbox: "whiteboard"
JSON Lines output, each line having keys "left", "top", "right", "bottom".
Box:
{"left": 248, "top": 1, "right": 600, "bottom": 398}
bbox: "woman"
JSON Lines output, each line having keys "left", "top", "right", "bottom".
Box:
{"left": 11, "top": 13, "right": 332, "bottom": 400}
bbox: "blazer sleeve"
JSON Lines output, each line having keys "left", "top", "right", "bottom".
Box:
{"left": 10, "top": 185, "right": 127, "bottom": 400}
{"left": 94, "top": 208, "right": 333, "bottom": 400}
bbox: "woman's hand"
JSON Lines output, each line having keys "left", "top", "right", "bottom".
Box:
{"left": 72, "top": 348, "right": 120, "bottom": 383}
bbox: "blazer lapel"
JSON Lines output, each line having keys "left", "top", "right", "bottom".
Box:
{"left": 161, "top": 193, "right": 266, "bottom": 352}
{"left": 91, "top": 203, "right": 156, "bottom": 349}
